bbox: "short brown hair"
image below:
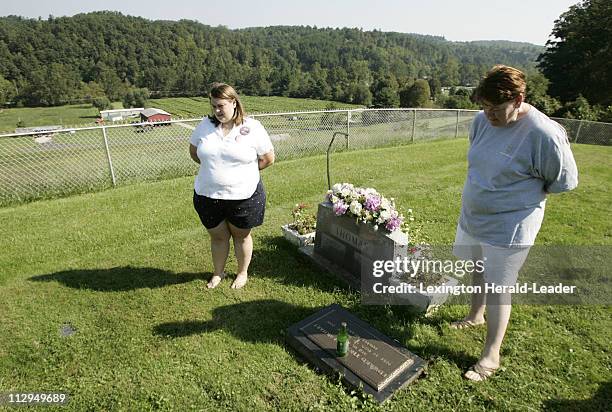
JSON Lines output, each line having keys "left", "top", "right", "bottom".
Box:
{"left": 208, "top": 82, "right": 246, "bottom": 125}
{"left": 473, "top": 65, "right": 526, "bottom": 105}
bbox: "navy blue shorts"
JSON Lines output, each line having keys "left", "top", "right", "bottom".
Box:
{"left": 193, "top": 180, "right": 266, "bottom": 230}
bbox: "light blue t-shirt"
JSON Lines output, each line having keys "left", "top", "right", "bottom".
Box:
{"left": 459, "top": 106, "right": 578, "bottom": 247}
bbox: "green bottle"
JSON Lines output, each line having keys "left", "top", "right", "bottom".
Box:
{"left": 336, "top": 322, "right": 349, "bottom": 357}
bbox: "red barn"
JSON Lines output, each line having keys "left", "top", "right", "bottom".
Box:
{"left": 140, "top": 108, "right": 171, "bottom": 124}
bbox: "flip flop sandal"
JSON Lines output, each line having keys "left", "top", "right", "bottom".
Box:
{"left": 450, "top": 319, "right": 485, "bottom": 329}
{"left": 464, "top": 363, "right": 498, "bottom": 382}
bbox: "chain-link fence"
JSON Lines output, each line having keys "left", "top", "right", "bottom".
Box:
{"left": 551, "top": 118, "right": 612, "bottom": 146}
{"left": 252, "top": 108, "right": 476, "bottom": 161}
{"left": 1, "top": 109, "right": 610, "bottom": 206}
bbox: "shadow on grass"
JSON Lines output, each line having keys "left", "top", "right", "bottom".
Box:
{"left": 153, "top": 298, "right": 482, "bottom": 375}
{"left": 355, "top": 307, "right": 480, "bottom": 370}
{"left": 153, "top": 299, "right": 317, "bottom": 344}
{"left": 29, "top": 266, "right": 208, "bottom": 291}
{"left": 249, "top": 235, "right": 348, "bottom": 292}
{"left": 542, "top": 381, "right": 611, "bottom": 411}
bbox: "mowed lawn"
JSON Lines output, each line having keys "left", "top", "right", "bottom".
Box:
{"left": 0, "top": 139, "right": 610, "bottom": 411}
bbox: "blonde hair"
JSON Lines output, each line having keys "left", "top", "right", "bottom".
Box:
{"left": 208, "top": 82, "right": 245, "bottom": 125}
{"left": 473, "top": 65, "right": 526, "bottom": 105}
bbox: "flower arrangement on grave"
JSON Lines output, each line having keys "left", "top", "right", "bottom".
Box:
{"left": 289, "top": 203, "right": 317, "bottom": 235}
{"left": 325, "top": 183, "right": 406, "bottom": 232}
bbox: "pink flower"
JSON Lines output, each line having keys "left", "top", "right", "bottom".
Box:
{"left": 364, "top": 195, "right": 381, "bottom": 212}
{"left": 385, "top": 216, "right": 403, "bottom": 232}
{"left": 333, "top": 200, "right": 349, "bottom": 216}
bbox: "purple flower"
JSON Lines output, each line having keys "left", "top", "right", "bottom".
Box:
{"left": 333, "top": 200, "right": 349, "bottom": 216}
{"left": 364, "top": 195, "right": 381, "bottom": 212}
{"left": 385, "top": 216, "right": 403, "bottom": 232}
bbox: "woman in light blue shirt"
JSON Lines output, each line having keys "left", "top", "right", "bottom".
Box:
{"left": 452, "top": 65, "right": 578, "bottom": 381}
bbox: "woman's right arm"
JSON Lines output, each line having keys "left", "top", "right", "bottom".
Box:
{"left": 189, "top": 144, "right": 200, "bottom": 164}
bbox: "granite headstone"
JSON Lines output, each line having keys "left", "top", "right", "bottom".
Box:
{"left": 286, "top": 304, "right": 426, "bottom": 403}
{"left": 306, "top": 201, "right": 409, "bottom": 289}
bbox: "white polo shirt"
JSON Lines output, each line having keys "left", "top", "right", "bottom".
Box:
{"left": 190, "top": 117, "right": 273, "bottom": 199}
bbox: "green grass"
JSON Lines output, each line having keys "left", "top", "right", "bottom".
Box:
{"left": 0, "top": 104, "right": 102, "bottom": 132}
{"left": 0, "top": 140, "right": 610, "bottom": 411}
{"left": 152, "top": 96, "right": 363, "bottom": 119}
{"left": 0, "top": 96, "right": 363, "bottom": 133}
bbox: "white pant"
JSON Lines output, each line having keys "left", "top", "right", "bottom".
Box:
{"left": 453, "top": 225, "right": 531, "bottom": 287}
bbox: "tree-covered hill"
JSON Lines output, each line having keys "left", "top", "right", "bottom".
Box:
{"left": 0, "top": 11, "right": 543, "bottom": 107}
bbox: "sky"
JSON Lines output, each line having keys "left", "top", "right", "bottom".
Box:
{"left": 1, "top": 0, "right": 581, "bottom": 46}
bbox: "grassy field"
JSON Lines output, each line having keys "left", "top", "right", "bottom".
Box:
{"left": 0, "top": 96, "right": 363, "bottom": 133}
{"left": 152, "top": 96, "right": 363, "bottom": 119}
{"left": 0, "top": 140, "right": 610, "bottom": 411}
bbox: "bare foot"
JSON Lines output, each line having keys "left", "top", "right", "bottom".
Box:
{"left": 450, "top": 318, "right": 485, "bottom": 329}
{"left": 207, "top": 273, "right": 225, "bottom": 289}
{"left": 231, "top": 273, "right": 248, "bottom": 289}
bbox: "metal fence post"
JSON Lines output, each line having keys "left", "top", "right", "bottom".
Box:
{"left": 411, "top": 109, "right": 417, "bottom": 142}
{"left": 455, "top": 110, "right": 460, "bottom": 139}
{"left": 101, "top": 126, "right": 117, "bottom": 186}
{"left": 346, "top": 110, "right": 351, "bottom": 149}
{"left": 575, "top": 120, "right": 583, "bottom": 143}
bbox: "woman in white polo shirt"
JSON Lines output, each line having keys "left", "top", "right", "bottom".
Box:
{"left": 189, "top": 83, "right": 274, "bottom": 289}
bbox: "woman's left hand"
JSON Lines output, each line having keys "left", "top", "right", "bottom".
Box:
{"left": 258, "top": 151, "right": 275, "bottom": 170}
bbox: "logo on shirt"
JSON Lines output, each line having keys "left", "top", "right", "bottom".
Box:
{"left": 240, "top": 126, "right": 250, "bottom": 135}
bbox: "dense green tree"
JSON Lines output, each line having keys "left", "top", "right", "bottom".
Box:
{"left": 538, "top": 0, "right": 612, "bottom": 106}
{"left": 97, "top": 65, "right": 127, "bottom": 101}
{"left": 328, "top": 67, "right": 350, "bottom": 102}
{"left": 122, "top": 87, "right": 150, "bottom": 108}
{"left": 0, "top": 74, "right": 16, "bottom": 106}
{"left": 441, "top": 94, "right": 478, "bottom": 110}
{"left": 345, "top": 82, "right": 372, "bottom": 106}
{"left": 525, "top": 71, "right": 561, "bottom": 115}
{"left": 439, "top": 56, "right": 460, "bottom": 86}
{"left": 371, "top": 74, "right": 399, "bottom": 108}
{"left": 597, "top": 106, "right": 612, "bottom": 123}
{"left": 269, "top": 52, "right": 300, "bottom": 97}
{"left": 427, "top": 77, "right": 442, "bottom": 100}
{"left": 555, "top": 95, "right": 600, "bottom": 120}
{"left": 92, "top": 96, "right": 111, "bottom": 111}
{"left": 22, "top": 63, "right": 81, "bottom": 106}
{"left": 459, "top": 63, "right": 481, "bottom": 86}
{"left": 308, "top": 63, "right": 332, "bottom": 100}
{"left": 81, "top": 81, "right": 106, "bottom": 104}
{"left": 400, "top": 79, "right": 431, "bottom": 108}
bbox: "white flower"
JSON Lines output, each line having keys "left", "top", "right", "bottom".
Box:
{"left": 349, "top": 201, "right": 362, "bottom": 215}
{"left": 332, "top": 183, "right": 343, "bottom": 193}
{"left": 380, "top": 209, "right": 391, "bottom": 220}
